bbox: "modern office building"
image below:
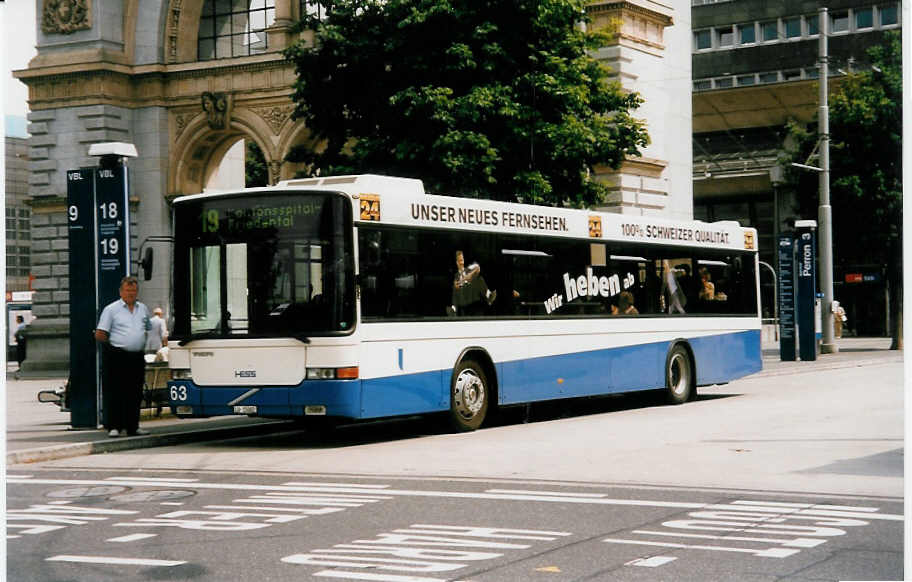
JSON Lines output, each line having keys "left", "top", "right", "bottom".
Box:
{"left": 15, "top": 0, "right": 693, "bottom": 373}
{"left": 691, "top": 0, "right": 900, "bottom": 334}
{"left": 6, "top": 136, "right": 32, "bottom": 293}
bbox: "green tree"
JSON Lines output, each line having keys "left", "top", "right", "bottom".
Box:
{"left": 284, "top": 0, "right": 649, "bottom": 207}
{"left": 782, "top": 31, "right": 902, "bottom": 348}
{"left": 245, "top": 139, "right": 269, "bottom": 187}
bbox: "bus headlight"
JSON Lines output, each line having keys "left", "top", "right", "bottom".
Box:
{"left": 172, "top": 369, "right": 193, "bottom": 380}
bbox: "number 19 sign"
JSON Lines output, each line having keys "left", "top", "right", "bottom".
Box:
{"left": 94, "top": 167, "right": 130, "bottom": 305}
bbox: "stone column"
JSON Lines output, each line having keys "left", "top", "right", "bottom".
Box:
{"left": 586, "top": 0, "right": 690, "bottom": 218}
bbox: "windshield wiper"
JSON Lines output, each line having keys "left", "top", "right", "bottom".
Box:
{"left": 176, "top": 331, "right": 312, "bottom": 345}
{"left": 176, "top": 330, "right": 222, "bottom": 346}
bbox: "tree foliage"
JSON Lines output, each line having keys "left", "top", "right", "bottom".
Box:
{"left": 781, "top": 31, "right": 902, "bottom": 345}
{"left": 284, "top": 0, "right": 649, "bottom": 206}
{"left": 245, "top": 139, "right": 269, "bottom": 187}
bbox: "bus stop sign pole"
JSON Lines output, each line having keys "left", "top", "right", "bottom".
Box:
{"left": 66, "top": 145, "right": 133, "bottom": 429}
{"left": 66, "top": 168, "right": 98, "bottom": 428}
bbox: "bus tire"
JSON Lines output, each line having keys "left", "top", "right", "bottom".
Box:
{"left": 449, "top": 360, "right": 488, "bottom": 432}
{"left": 665, "top": 344, "right": 693, "bottom": 404}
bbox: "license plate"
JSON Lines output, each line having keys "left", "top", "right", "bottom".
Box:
{"left": 233, "top": 405, "right": 257, "bottom": 414}
{"left": 305, "top": 405, "right": 327, "bottom": 416}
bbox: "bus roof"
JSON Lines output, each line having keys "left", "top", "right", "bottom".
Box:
{"left": 177, "top": 174, "right": 757, "bottom": 253}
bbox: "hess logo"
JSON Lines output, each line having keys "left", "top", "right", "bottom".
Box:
{"left": 234, "top": 370, "right": 256, "bottom": 378}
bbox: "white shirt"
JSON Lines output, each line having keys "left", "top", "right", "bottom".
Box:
{"left": 146, "top": 315, "right": 168, "bottom": 352}
{"left": 97, "top": 299, "right": 150, "bottom": 352}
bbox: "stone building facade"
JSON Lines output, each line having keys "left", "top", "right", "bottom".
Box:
{"left": 16, "top": 0, "right": 691, "bottom": 373}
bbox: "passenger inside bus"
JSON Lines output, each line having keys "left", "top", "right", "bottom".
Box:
{"left": 448, "top": 250, "right": 496, "bottom": 316}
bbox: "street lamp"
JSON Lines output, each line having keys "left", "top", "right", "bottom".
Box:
{"left": 817, "top": 7, "right": 837, "bottom": 354}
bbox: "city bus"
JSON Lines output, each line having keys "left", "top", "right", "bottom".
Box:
{"left": 167, "top": 174, "right": 761, "bottom": 431}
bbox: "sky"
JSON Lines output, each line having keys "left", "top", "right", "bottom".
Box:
{"left": 3, "top": 1, "right": 38, "bottom": 137}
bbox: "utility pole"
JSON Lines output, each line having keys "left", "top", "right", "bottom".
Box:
{"left": 818, "top": 7, "right": 837, "bottom": 354}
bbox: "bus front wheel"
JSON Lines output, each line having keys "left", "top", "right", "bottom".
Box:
{"left": 449, "top": 360, "right": 488, "bottom": 431}
{"left": 665, "top": 344, "right": 694, "bottom": 404}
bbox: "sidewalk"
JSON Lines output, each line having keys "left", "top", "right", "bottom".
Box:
{"left": 6, "top": 337, "right": 903, "bottom": 466}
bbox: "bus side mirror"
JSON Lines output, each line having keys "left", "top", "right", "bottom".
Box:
{"left": 141, "top": 248, "right": 154, "bottom": 281}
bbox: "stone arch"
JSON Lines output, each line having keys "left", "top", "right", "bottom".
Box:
{"left": 169, "top": 104, "right": 284, "bottom": 196}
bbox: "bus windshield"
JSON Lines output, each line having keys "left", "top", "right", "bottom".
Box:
{"left": 171, "top": 192, "right": 355, "bottom": 340}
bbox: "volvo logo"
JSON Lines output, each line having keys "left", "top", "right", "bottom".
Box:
{"left": 235, "top": 370, "right": 257, "bottom": 378}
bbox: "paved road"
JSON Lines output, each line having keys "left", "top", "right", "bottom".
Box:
{"left": 33, "top": 361, "right": 903, "bottom": 497}
{"left": 8, "top": 359, "right": 904, "bottom": 580}
{"left": 7, "top": 470, "right": 903, "bottom": 582}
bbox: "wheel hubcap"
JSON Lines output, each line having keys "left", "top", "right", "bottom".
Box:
{"left": 670, "top": 354, "right": 688, "bottom": 396}
{"left": 454, "top": 369, "right": 485, "bottom": 419}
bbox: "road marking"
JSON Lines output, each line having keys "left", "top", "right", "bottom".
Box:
{"left": 46, "top": 555, "right": 186, "bottom": 566}
{"left": 626, "top": 556, "right": 677, "bottom": 567}
{"left": 487, "top": 489, "right": 606, "bottom": 498}
{"left": 8, "top": 477, "right": 904, "bottom": 518}
{"left": 107, "top": 476, "right": 199, "bottom": 483}
{"left": 284, "top": 482, "right": 391, "bottom": 489}
{"left": 161, "top": 502, "right": 185, "bottom": 506}
{"left": 603, "top": 538, "right": 800, "bottom": 558}
{"left": 633, "top": 530, "right": 826, "bottom": 548}
{"left": 107, "top": 533, "right": 158, "bottom": 542}
{"left": 314, "top": 572, "right": 445, "bottom": 581}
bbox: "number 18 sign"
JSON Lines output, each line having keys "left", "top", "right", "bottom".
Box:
{"left": 94, "top": 166, "right": 130, "bottom": 308}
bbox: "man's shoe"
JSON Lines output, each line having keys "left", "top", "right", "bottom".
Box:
{"left": 128, "top": 428, "right": 150, "bottom": 436}
{"left": 107, "top": 429, "right": 120, "bottom": 438}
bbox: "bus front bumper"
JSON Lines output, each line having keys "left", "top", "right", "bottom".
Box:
{"left": 167, "top": 379, "right": 362, "bottom": 419}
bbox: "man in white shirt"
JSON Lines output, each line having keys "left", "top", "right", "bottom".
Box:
{"left": 95, "top": 276, "right": 151, "bottom": 437}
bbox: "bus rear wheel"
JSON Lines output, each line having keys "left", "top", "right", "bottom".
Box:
{"left": 665, "top": 344, "right": 693, "bottom": 404}
{"left": 449, "top": 360, "right": 488, "bottom": 431}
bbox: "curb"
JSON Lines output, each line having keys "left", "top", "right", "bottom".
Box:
{"left": 755, "top": 354, "right": 903, "bottom": 378}
{"left": 7, "top": 420, "right": 290, "bottom": 466}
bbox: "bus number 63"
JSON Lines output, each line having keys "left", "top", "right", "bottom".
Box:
{"left": 170, "top": 385, "right": 188, "bottom": 401}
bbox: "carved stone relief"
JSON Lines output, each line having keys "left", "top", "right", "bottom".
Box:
{"left": 42, "top": 0, "right": 91, "bottom": 34}
{"left": 253, "top": 105, "right": 295, "bottom": 135}
{"left": 201, "top": 92, "right": 231, "bottom": 130}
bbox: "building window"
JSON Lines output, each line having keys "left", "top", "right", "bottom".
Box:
{"left": 831, "top": 11, "right": 849, "bottom": 33}
{"left": 806, "top": 14, "right": 819, "bottom": 35}
{"left": 715, "top": 77, "right": 733, "bottom": 89}
{"left": 737, "top": 74, "right": 756, "bottom": 86}
{"left": 761, "top": 20, "right": 778, "bottom": 41}
{"left": 759, "top": 72, "right": 778, "bottom": 84}
{"left": 783, "top": 69, "right": 802, "bottom": 81}
{"left": 738, "top": 23, "right": 755, "bottom": 44}
{"left": 855, "top": 7, "right": 873, "bottom": 29}
{"left": 880, "top": 4, "right": 898, "bottom": 26}
{"left": 198, "top": 0, "right": 276, "bottom": 61}
{"left": 18, "top": 208, "right": 29, "bottom": 218}
{"left": 300, "top": 0, "right": 325, "bottom": 20}
{"left": 694, "top": 79, "right": 712, "bottom": 91}
{"left": 784, "top": 17, "right": 801, "bottom": 38}
{"left": 694, "top": 29, "right": 711, "bottom": 50}
{"left": 805, "top": 67, "right": 819, "bottom": 79}
{"left": 717, "top": 26, "right": 734, "bottom": 47}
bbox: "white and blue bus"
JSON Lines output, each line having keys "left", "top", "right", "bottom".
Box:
{"left": 167, "top": 174, "right": 761, "bottom": 431}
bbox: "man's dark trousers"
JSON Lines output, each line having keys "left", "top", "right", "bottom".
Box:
{"left": 102, "top": 345, "right": 144, "bottom": 433}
